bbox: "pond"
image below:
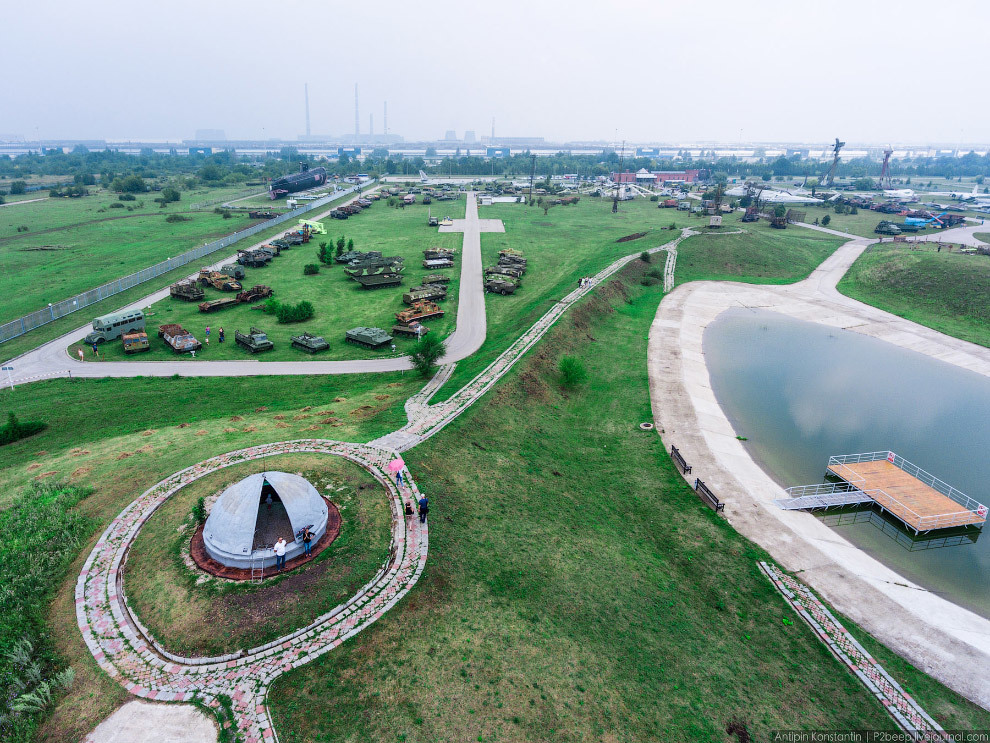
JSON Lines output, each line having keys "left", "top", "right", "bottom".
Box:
{"left": 704, "top": 308, "right": 990, "bottom": 618}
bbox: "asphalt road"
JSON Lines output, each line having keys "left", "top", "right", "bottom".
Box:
{"left": 7, "top": 192, "right": 498, "bottom": 386}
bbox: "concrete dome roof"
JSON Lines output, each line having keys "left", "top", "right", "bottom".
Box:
{"left": 203, "top": 472, "right": 328, "bottom": 564}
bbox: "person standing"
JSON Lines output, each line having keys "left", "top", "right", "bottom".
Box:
{"left": 302, "top": 527, "right": 313, "bottom": 556}
{"left": 91, "top": 341, "right": 99, "bottom": 357}
{"left": 396, "top": 469, "right": 404, "bottom": 487}
{"left": 273, "top": 537, "right": 287, "bottom": 571}
{"left": 417, "top": 495, "right": 429, "bottom": 524}
{"left": 218, "top": 327, "right": 225, "bottom": 343}
{"left": 205, "top": 325, "right": 211, "bottom": 341}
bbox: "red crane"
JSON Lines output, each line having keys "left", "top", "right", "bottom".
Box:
{"left": 879, "top": 146, "right": 893, "bottom": 190}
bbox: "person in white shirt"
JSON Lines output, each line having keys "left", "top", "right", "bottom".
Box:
{"left": 273, "top": 537, "right": 287, "bottom": 571}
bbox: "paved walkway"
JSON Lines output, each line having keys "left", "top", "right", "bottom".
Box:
{"left": 84, "top": 700, "right": 217, "bottom": 743}
{"left": 8, "top": 191, "right": 500, "bottom": 385}
{"left": 647, "top": 233, "right": 990, "bottom": 708}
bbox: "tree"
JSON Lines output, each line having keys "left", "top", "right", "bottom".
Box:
{"left": 425, "top": 147, "right": 437, "bottom": 157}
{"left": 773, "top": 205, "right": 787, "bottom": 218}
{"left": 198, "top": 163, "right": 223, "bottom": 182}
{"left": 160, "top": 186, "right": 180, "bottom": 203}
{"left": 10, "top": 180, "right": 26, "bottom": 194}
{"left": 821, "top": 214, "right": 831, "bottom": 226}
{"left": 409, "top": 333, "right": 445, "bottom": 377}
{"left": 347, "top": 238, "right": 354, "bottom": 251}
{"left": 558, "top": 356, "right": 588, "bottom": 388}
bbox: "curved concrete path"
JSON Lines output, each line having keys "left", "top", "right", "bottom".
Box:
{"left": 647, "top": 236, "right": 990, "bottom": 708}
{"left": 8, "top": 193, "right": 499, "bottom": 386}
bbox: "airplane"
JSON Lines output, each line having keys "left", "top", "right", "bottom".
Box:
{"left": 419, "top": 170, "right": 429, "bottom": 183}
{"left": 883, "top": 188, "right": 916, "bottom": 201}
{"left": 928, "top": 184, "right": 983, "bottom": 201}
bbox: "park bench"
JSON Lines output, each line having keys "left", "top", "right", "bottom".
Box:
{"left": 670, "top": 445, "right": 692, "bottom": 475}
{"left": 694, "top": 479, "right": 725, "bottom": 513}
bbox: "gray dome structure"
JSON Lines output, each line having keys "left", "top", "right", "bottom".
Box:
{"left": 202, "top": 472, "right": 328, "bottom": 569}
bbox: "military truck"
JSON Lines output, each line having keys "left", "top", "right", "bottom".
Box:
{"left": 198, "top": 297, "right": 240, "bottom": 313}
{"left": 170, "top": 280, "right": 205, "bottom": 302}
{"left": 392, "top": 320, "right": 428, "bottom": 337}
{"left": 354, "top": 271, "right": 403, "bottom": 290}
{"left": 345, "top": 327, "right": 392, "bottom": 349}
{"left": 423, "top": 258, "right": 454, "bottom": 270}
{"left": 422, "top": 273, "right": 450, "bottom": 285}
{"left": 290, "top": 332, "right": 329, "bottom": 353}
{"left": 402, "top": 285, "right": 447, "bottom": 304}
{"left": 235, "top": 326, "right": 274, "bottom": 353}
{"left": 424, "top": 248, "right": 455, "bottom": 260}
{"left": 238, "top": 249, "right": 272, "bottom": 267}
{"left": 198, "top": 270, "right": 242, "bottom": 292}
{"left": 220, "top": 264, "right": 246, "bottom": 280}
{"left": 122, "top": 331, "right": 150, "bottom": 354}
{"left": 159, "top": 324, "right": 201, "bottom": 353}
{"left": 84, "top": 309, "right": 146, "bottom": 345}
{"left": 875, "top": 220, "right": 901, "bottom": 235}
{"left": 485, "top": 278, "right": 518, "bottom": 295}
{"left": 396, "top": 301, "right": 444, "bottom": 324}
{"left": 236, "top": 285, "right": 274, "bottom": 303}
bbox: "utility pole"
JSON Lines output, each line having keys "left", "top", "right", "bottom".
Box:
{"left": 528, "top": 154, "right": 537, "bottom": 204}
{"left": 613, "top": 139, "right": 625, "bottom": 214}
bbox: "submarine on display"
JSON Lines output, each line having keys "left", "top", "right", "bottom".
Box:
{"left": 268, "top": 162, "right": 328, "bottom": 199}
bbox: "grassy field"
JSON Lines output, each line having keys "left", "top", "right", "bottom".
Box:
{"left": 267, "top": 265, "right": 990, "bottom": 743}
{"left": 0, "top": 185, "right": 260, "bottom": 324}
{"left": 437, "top": 200, "right": 842, "bottom": 400}
{"left": 837, "top": 242, "right": 990, "bottom": 347}
{"left": 796, "top": 204, "right": 943, "bottom": 239}
{"left": 0, "top": 370, "right": 419, "bottom": 742}
{"left": 125, "top": 453, "right": 391, "bottom": 657}
{"left": 975, "top": 232, "right": 990, "bottom": 243}
{"left": 67, "top": 197, "right": 465, "bottom": 362}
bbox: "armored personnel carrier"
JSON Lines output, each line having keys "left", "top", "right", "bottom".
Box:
{"left": 392, "top": 320, "right": 428, "bottom": 337}
{"left": 423, "top": 248, "right": 455, "bottom": 260}
{"left": 235, "top": 326, "right": 274, "bottom": 353}
{"left": 159, "top": 324, "right": 201, "bottom": 353}
{"left": 353, "top": 271, "right": 403, "bottom": 290}
{"left": 290, "top": 332, "right": 329, "bottom": 353}
{"left": 220, "top": 264, "right": 246, "bottom": 280}
{"left": 423, "top": 258, "right": 454, "bottom": 270}
{"left": 499, "top": 248, "right": 524, "bottom": 258}
{"left": 485, "top": 278, "right": 518, "bottom": 295}
{"left": 122, "top": 331, "right": 150, "bottom": 354}
{"left": 170, "top": 280, "right": 205, "bottom": 301}
{"left": 198, "top": 270, "right": 242, "bottom": 292}
{"left": 345, "top": 327, "right": 392, "bottom": 349}
{"left": 422, "top": 273, "right": 450, "bottom": 285}
{"left": 396, "top": 301, "right": 444, "bottom": 324}
{"left": 198, "top": 297, "right": 239, "bottom": 313}
{"left": 236, "top": 285, "right": 274, "bottom": 303}
{"left": 403, "top": 285, "right": 447, "bottom": 304}
{"left": 486, "top": 265, "right": 524, "bottom": 280}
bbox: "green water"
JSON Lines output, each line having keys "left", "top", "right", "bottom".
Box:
{"left": 704, "top": 308, "right": 990, "bottom": 618}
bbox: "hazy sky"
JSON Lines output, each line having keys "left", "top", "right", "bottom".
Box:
{"left": 3, "top": 0, "right": 988, "bottom": 145}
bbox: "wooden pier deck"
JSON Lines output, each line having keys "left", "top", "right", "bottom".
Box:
{"left": 828, "top": 459, "right": 985, "bottom": 532}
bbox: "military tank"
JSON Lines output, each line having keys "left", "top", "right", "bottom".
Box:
{"left": 220, "top": 264, "right": 246, "bottom": 280}
{"left": 198, "top": 270, "right": 242, "bottom": 292}
{"left": 395, "top": 301, "right": 444, "bottom": 324}
{"left": 335, "top": 250, "right": 361, "bottom": 263}
{"left": 170, "top": 280, "right": 204, "bottom": 301}
{"left": 353, "top": 271, "right": 403, "bottom": 290}
{"left": 290, "top": 332, "right": 329, "bottom": 353}
{"left": 345, "top": 327, "right": 392, "bottom": 349}
{"left": 235, "top": 326, "right": 274, "bottom": 353}
{"left": 875, "top": 220, "right": 901, "bottom": 235}
{"left": 485, "top": 278, "right": 518, "bottom": 295}
{"left": 402, "top": 285, "right": 447, "bottom": 304}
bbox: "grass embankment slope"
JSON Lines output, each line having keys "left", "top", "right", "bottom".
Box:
{"left": 269, "top": 265, "right": 990, "bottom": 743}
{"left": 125, "top": 453, "right": 391, "bottom": 656}
{"left": 0, "top": 371, "right": 421, "bottom": 742}
{"left": 837, "top": 243, "right": 989, "bottom": 347}
{"left": 440, "top": 201, "right": 842, "bottom": 399}
{"left": 68, "top": 198, "right": 465, "bottom": 363}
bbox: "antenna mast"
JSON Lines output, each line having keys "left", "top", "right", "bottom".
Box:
{"left": 612, "top": 139, "right": 625, "bottom": 213}
{"left": 879, "top": 146, "right": 893, "bottom": 190}
{"left": 528, "top": 154, "right": 537, "bottom": 204}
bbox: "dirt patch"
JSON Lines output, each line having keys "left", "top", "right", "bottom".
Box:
{"left": 292, "top": 414, "right": 310, "bottom": 421}
{"left": 374, "top": 394, "right": 390, "bottom": 401}
{"left": 348, "top": 405, "right": 375, "bottom": 418}
{"left": 176, "top": 422, "right": 190, "bottom": 428}
{"left": 71, "top": 467, "right": 92, "bottom": 478}
{"left": 116, "top": 452, "right": 132, "bottom": 460}
{"left": 273, "top": 414, "right": 286, "bottom": 420}
{"left": 320, "top": 418, "right": 341, "bottom": 425}
{"left": 141, "top": 430, "right": 156, "bottom": 437}
{"left": 518, "top": 370, "right": 551, "bottom": 403}
{"left": 229, "top": 415, "right": 243, "bottom": 422}
{"left": 33, "top": 471, "right": 58, "bottom": 480}
{"left": 35, "top": 451, "right": 47, "bottom": 457}
{"left": 386, "top": 383, "right": 403, "bottom": 388}
{"left": 316, "top": 410, "right": 335, "bottom": 416}
{"left": 333, "top": 397, "right": 347, "bottom": 403}
{"left": 17, "top": 245, "right": 72, "bottom": 252}
{"left": 300, "top": 406, "right": 312, "bottom": 412}
{"left": 26, "top": 463, "right": 42, "bottom": 471}
{"left": 305, "top": 425, "right": 320, "bottom": 431}
{"left": 274, "top": 422, "right": 289, "bottom": 429}
{"left": 254, "top": 406, "right": 269, "bottom": 412}
{"left": 241, "top": 426, "right": 257, "bottom": 433}
{"left": 617, "top": 231, "right": 648, "bottom": 243}
{"left": 223, "top": 427, "right": 237, "bottom": 433}
{"left": 195, "top": 430, "right": 208, "bottom": 436}
{"left": 135, "top": 445, "right": 153, "bottom": 454}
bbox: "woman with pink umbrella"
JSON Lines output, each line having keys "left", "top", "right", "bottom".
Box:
{"left": 387, "top": 457, "right": 405, "bottom": 487}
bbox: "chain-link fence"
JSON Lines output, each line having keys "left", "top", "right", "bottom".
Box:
{"left": 0, "top": 185, "right": 362, "bottom": 345}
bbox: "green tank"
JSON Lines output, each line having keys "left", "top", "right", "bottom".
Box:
{"left": 335, "top": 250, "right": 361, "bottom": 263}
{"left": 290, "top": 332, "right": 330, "bottom": 353}
{"left": 403, "top": 285, "right": 447, "bottom": 304}
{"left": 235, "top": 326, "right": 274, "bottom": 353}
{"left": 422, "top": 273, "right": 450, "bottom": 285}
{"left": 875, "top": 220, "right": 901, "bottom": 235}
{"left": 345, "top": 327, "right": 393, "bottom": 348}
{"left": 170, "top": 280, "right": 205, "bottom": 301}
{"left": 354, "top": 272, "right": 403, "bottom": 289}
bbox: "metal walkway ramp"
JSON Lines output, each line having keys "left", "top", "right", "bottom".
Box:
{"left": 774, "top": 482, "right": 874, "bottom": 511}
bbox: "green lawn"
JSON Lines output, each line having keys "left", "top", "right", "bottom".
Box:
{"left": 268, "top": 264, "right": 990, "bottom": 743}
{"left": 125, "top": 453, "right": 391, "bottom": 657}
{"left": 797, "top": 204, "right": 943, "bottom": 239}
{"left": 837, "top": 242, "right": 990, "bottom": 347}
{"left": 68, "top": 197, "right": 465, "bottom": 362}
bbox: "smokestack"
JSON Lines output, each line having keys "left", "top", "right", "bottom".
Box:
{"left": 304, "top": 83, "right": 311, "bottom": 137}
{"left": 354, "top": 83, "right": 359, "bottom": 137}
{"left": 384, "top": 101, "right": 388, "bottom": 135}
{"left": 370, "top": 113, "right": 374, "bottom": 136}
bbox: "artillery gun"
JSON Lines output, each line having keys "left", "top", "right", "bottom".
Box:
{"left": 395, "top": 301, "right": 444, "bottom": 324}
{"left": 290, "top": 332, "right": 329, "bottom": 353}
{"left": 198, "top": 270, "right": 242, "bottom": 292}
{"left": 402, "top": 285, "right": 447, "bottom": 304}
{"left": 485, "top": 277, "right": 518, "bottom": 295}
{"left": 236, "top": 285, "right": 274, "bottom": 303}
{"left": 345, "top": 327, "right": 392, "bottom": 349}
{"left": 198, "top": 297, "right": 240, "bottom": 313}
{"left": 235, "top": 326, "right": 274, "bottom": 353}
{"left": 170, "top": 280, "right": 205, "bottom": 301}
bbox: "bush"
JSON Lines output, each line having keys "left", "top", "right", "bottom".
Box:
{"left": 264, "top": 299, "right": 315, "bottom": 323}
{"left": 558, "top": 356, "right": 588, "bottom": 388}
{"left": 649, "top": 195, "right": 659, "bottom": 202}
{"left": 303, "top": 264, "right": 320, "bottom": 275}
{"left": 669, "top": 222, "right": 677, "bottom": 230}
{"left": 0, "top": 412, "right": 47, "bottom": 447}
{"left": 821, "top": 214, "right": 831, "bottom": 226}
{"left": 165, "top": 214, "right": 191, "bottom": 223}
{"left": 191, "top": 496, "right": 207, "bottom": 525}
{"left": 639, "top": 251, "right": 651, "bottom": 263}
{"left": 409, "top": 333, "right": 445, "bottom": 377}
{"left": 10, "top": 180, "right": 27, "bottom": 195}
{"left": 108, "top": 202, "right": 125, "bottom": 209}
{"left": 118, "top": 193, "right": 136, "bottom": 201}
{"left": 647, "top": 268, "right": 664, "bottom": 280}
